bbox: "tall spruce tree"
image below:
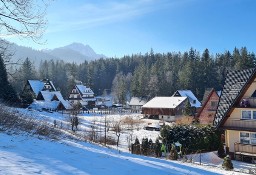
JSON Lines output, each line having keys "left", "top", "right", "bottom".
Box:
{"left": 0, "top": 55, "right": 18, "bottom": 103}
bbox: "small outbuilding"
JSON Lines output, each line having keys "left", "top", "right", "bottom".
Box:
{"left": 142, "top": 96, "right": 187, "bottom": 122}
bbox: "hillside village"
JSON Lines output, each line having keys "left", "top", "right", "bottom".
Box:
{"left": 1, "top": 67, "right": 256, "bottom": 174}
{"left": 1, "top": 1, "right": 256, "bottom": 174}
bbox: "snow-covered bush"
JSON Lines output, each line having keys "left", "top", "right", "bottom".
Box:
{"left": 222, "top": 155, "right": 233, "bottom": 170}
{"left": 160, "top": 125, "right": 221, "bottom": 154}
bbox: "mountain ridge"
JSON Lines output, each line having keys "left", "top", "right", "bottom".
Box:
{"left": 7, "top": 42, "right": 106, "bottom": 67}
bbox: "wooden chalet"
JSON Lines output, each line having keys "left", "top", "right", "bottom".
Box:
{"left": 213, "top": 68, "right": 256, "bottom": 162}
{"left": 142, "top": 96, "right": 187, "bottom": 122}
{"left": 197, "top": 88, "right": 220, "bottom": 125}
{"left": 172, "top": 90, "right": 201, "bottom": 108}
{"left": 68, "top": 84, "right": 96, "bottom": 108}
{"left": 129, "top": 97, "right": 147, "bottom": 113}
{"left": 22, "top": 79, "right": 57, "bottom": 97}
{"left": 34, "top": 91, "right": 72, "bottom": 111}
{"left": 23, "top": 79, "right": 71, "bottom": 111}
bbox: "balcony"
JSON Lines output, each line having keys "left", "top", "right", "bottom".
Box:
{"left": 238, "top": 97, "right": 256, "bottom": 108}
{"left": 234, "top": 143, "right": 256, "bottom": 158}
{"left": 224, "top": 119, "right": 256, "bottom": 131}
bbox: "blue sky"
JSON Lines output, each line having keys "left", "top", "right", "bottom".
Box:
{"left": 5, "top": 0, "right": 256, "bottom": 57}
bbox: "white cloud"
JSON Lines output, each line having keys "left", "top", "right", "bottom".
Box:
{"left": 46, "top": 0, "right": 173, "bottom": 33}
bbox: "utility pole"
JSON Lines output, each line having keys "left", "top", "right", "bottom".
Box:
{"left": 104, "top": 115, "right": 107, "bottom": 146}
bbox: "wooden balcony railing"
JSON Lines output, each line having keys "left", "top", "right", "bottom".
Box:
{"left": 224, "top": 119, "right": 256, "bottom": 131}
{"left": 234, "top": 143, "right": 256, "bottom": 155}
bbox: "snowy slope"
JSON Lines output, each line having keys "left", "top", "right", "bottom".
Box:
{"left": 0, "top": 132, "right": 243, "bottom": 175}
{"left": 2, "top": 108, "right": 254, "bottom": 175}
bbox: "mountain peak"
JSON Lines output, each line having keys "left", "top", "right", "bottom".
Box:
{"left": 64, "top": 42, "right": 96, "bottom": 56}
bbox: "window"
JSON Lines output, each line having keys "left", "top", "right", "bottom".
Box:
{"left": 240, "top": 132, "right": 256, "bottom": 145}
{"left": 242, "top": 110, "right": 251, "bottom": 119}
{"left": 211, "top": 101, "right": 218, "bottom": 107}
{"left": 241, "top": 110, "right": 256, "bottom": 120}
{"left": 251, "top": 133, "right": 256, "bottom": 144}
{"left": 240, "top": 132, "right": 250, "bottom": 144}
{"left": 253, "top": 111, "right": 256, "bottom": 119}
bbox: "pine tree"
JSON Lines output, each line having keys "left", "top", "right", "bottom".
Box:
{"left": 183, "top": 99, "right": 192, "bottom": 116}
{"left": 217, "top": 141, "right": 226, "bottom": 158}
{"left": 0, "top": 55, "right": 18, "bottom": 103}
{"left": 141, "top": 138, "right": 149, "bottom": 155}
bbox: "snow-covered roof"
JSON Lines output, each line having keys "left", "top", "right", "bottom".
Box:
{"left": 173, "top": 90, "right": 201, "bottom": 108}
{"left": 31, "top": 100, "right": 60, "bottom": 110}
{"left": 129, "top": 97, "right": 147, "bottom": 106}
{"left": 142, "top": 97, "right": 187, "bottom": 109}
{"left": 28, "top": 80, "right": 45, "bottom": 95}
{"left": 217, "top": 90, "right": 222, "bottom": 97}
{"left": 34, "top": 91, "right": 72, "bottom": 110}
{"left": 76, "top": 85, "right": 94, "bottom": 96}
{"left": 48, "top": 80, "right": 57, "bottom": 91}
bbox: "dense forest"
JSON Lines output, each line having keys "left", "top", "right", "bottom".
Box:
{"left": 7, "top": 47, "right": 256, "bottom": 104}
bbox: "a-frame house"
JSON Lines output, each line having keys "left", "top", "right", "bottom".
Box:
{"left": 213, "top": 68, "right": 256, "bottom": 162}
{"left": 197, "top": 88, "right": 220, "bottom": 125}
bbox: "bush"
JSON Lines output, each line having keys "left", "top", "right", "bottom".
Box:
{"left": 160, "top": 124, "right": 221, "bottom": 154}
{"left": 169, "top": 144, "right": 178, "bottom": 160}
{"left": 218, "top": 141, "right": 226, "bottom": 158}
{"left": 222, "top": 155, "right": 233, "bottom": 170}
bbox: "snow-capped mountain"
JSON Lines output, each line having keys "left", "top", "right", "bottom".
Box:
{"left": 45, "top": 42, "right": 106, "bottom": 62}
{"left": 6, "top": 42, "right": 106, "bottom": 67}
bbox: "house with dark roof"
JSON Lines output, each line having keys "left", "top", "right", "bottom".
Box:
{"left": 68, "top": 84, "right": 96, "bottom": 108}
{"left": 213, "top": 68, "right": 256, "bottom": 162}
{"left": 142, "top": 96, "right": 187, "bottom": 122}
{"left": 197, "top": 88, "right": 220, "bottom": 125}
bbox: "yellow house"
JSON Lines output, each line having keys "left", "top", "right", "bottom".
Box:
{"left": 213, "top": 68, "right": 256, "bottom": 162}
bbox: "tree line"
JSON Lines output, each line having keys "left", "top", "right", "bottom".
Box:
{"left": 2, "top": 47, "right": 256, "bottom": 104}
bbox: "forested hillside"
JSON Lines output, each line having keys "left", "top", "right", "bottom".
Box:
{"left": 9, "top": 47, "right": 256, "bottom": 104}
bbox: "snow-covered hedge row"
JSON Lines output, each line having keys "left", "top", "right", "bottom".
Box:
{"left": 160, "top": 125, "right": 221, "bottom": 154}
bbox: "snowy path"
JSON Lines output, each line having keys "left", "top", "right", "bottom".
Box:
{"left": 0, "top": 132, "right": 231, "bottom": 175}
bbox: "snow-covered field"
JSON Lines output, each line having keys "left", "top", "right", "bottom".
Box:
{"left": 1, "top": 108, "right": 255, "bottom": 175}
{"left": 0, "top": 131, "right": 250, "bottom": 175}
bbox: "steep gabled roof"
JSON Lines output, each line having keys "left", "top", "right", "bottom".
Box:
{"left": 33, "top": 91, "right": 72, "bottom": 110}
{"left": 197, "top": 88, "right": 217, "bottom": 118}
{"left": 76, "top": 85, "right": 94, "bottom": 96}
{"left": 201, "top": 88, "right": 215, "bottom": 106}
{"left": 129, "top": 97, "right": 147, "bottom": 106}
{"left": 173, "top": 90, "right": 201, "bottom": 108}
{"left": 213, "top": 68, "right": 256, "bottom": 128}
{"left": 28, "top": 80, "right": 45, "bottom": 96}
{"left": 142, "top": 96, "right": 187, "bottom": 109}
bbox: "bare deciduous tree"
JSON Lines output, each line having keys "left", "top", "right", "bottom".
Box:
{"left": 113, "top": 120, "right": 122, "bottom": 148}
{"left": 0, "top": 0, "right": 50, "bottom": 42}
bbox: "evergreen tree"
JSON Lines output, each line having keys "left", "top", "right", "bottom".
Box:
{"left": 141, "top": 138, "right": 149, "bottom": 155}
{"left": 154, "top": 138, "right": 162, "bottom": 157}
{"left": 0, "top": 55, "right": 18, "bottom": 103}
{"left": 217, "top": 141, "right": 226, "bottom": 158}
{"left": 183, "top": 99, "right": 193, "bottom": 116}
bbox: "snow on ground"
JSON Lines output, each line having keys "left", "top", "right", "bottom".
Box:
{"left": 0, "top": 132, "right": 250, "bottom": 175}
{"left": 6, "top": 108, "right": 256, "bottom": 174}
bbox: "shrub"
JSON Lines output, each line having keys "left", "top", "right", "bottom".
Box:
{"left": 222, "top": 155, "right": 233, "bottom": 170}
